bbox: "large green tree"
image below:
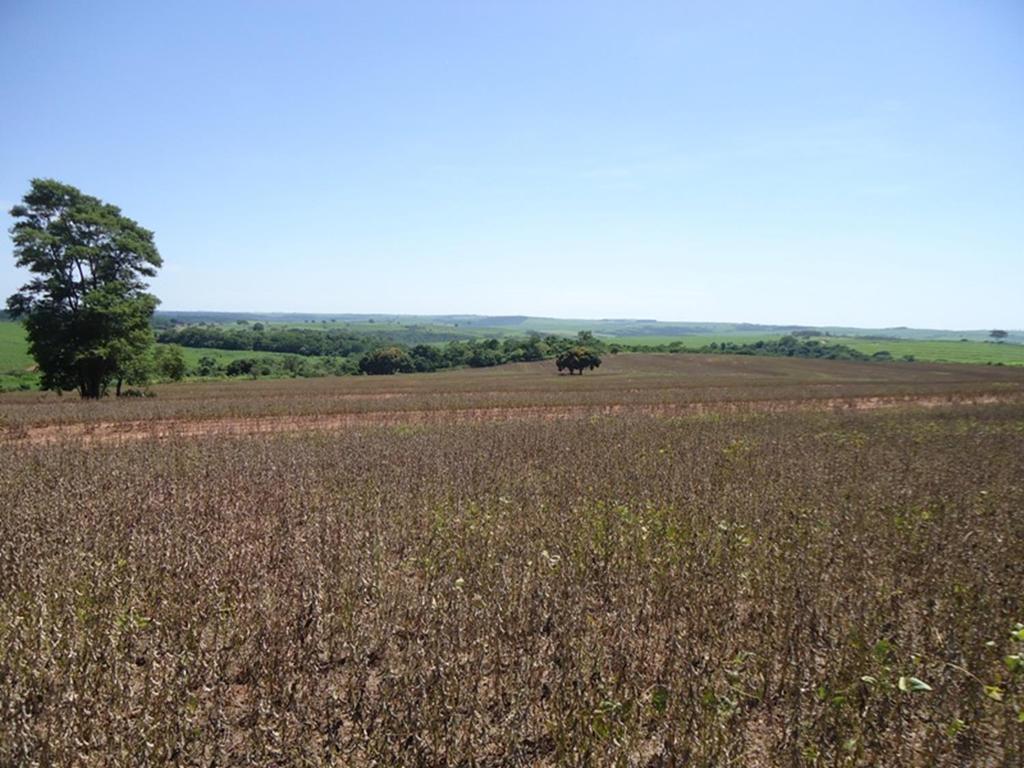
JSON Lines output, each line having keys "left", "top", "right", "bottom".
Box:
{"left": 556, "top": 347, "right": 602, "bottom": 375}
{"left": 6, "top": 179, "right": 162, "bottom": 398}
{"left": 359, "top": 346, "right": 413, "bottom": 375}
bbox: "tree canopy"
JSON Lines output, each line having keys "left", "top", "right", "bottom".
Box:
{"left": 6, "top": 179, "right": 162, "bottom": 397}
{"left": 556, "top": 347, "right": 602, "bottom": 375}
{"left": 359, "top": 346, "right": 414, "bottom": 375}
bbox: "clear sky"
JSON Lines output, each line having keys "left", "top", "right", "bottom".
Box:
{"left": 1, "top": 1, "right": 1022, "bottom": 329}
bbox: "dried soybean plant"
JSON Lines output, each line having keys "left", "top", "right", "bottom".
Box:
{"left": 1, "top": 394, "right": 1022, "bottom": 765}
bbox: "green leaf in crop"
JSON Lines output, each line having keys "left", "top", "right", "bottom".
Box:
{"left": 984, "top": 685, "right": 1004, "bottom": 702}
{"left": 873, "top": 639, "right": 893, "bottom": 663}
{"left": 946, "top": 718, "right": 966, "bottom": 738}
{"left": 898, "top": 676, "right": 932, "bottom": 692}
{"left": 651, "top": 685, "right": 669, "bottom": 714}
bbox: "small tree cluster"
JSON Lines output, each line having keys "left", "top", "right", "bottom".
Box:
{"left": 556, "top": 347, "right": 602, "bottom": 375}
{"left": 359, "top": 347, "right": 413, "bottom": 375}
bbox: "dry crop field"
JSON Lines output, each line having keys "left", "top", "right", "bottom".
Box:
{"left": 2, "top": 355, "right": 1023, "bottom": 766}
{"left": 2, "top": 354, "right": 1023, "bottom": 438}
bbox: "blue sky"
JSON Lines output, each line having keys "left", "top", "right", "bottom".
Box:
{"left": 1, "top": 1, "right": 1021, "bottom": 328}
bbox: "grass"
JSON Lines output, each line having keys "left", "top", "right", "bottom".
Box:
{"left": 0, "top": 322, "right": 299, "bottom": 390}
{"left": 176, "top": 344, "right": 292, "bottom": 367}
{"left": 612, "top": 333, "right": 785, "bottom": 347}
{"left": 0, "top": 321, "right": 38, "bottom": 391}
{"left": 0, "top": 321, "right": 34, "bottom": 370}
{"left": 163, "top": 332, "right": 1024, "bottom": 371}
{"left": 823, "top": 336, "right": 1024, "bottom": 366}
{"left": 194, "top": 319, "right": 518, "bottom": 338}
{"left": 611, "top": 331, "right": 1024, "bottom": 366}
{"left": 1, "top": 358, "right": 1022, "bottom": 764}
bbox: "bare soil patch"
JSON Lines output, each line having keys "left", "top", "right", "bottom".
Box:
{"left": 8, "top": 391, "right": 1017, "bottom": 444}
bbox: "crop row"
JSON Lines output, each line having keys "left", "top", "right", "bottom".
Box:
{"left": 2, "top": 354, "right": 1023, "bottom": 430}
{"left": 2, "top": 405, "right": 1022, "bottom": 764}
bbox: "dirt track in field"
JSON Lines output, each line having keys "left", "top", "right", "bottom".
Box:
{"left": 4, "top": 393, "right": 1017, "bottom": 445}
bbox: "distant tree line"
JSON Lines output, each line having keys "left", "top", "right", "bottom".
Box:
{"left": 358, "top": 335, "right": 580, "bottom": 375}
{"left": 202, "top": 355, "right": 358, "bottom": 379}
{"left": 184, "top": 333, "right": 600, "bottom": 379}
{"left": 155, "top": 323, "right": 480, "bottom": 356}
{"left": 605, "top": 335, "right": 910, "bottom": 361}
{"left": 157, "top": 325, "right": 372, "bottom": 356}
{"left": 169, "top": 331, "right": 910, "bottom": 381}
{"left": 687, "top": 335, "right": 881, "bottom": 361}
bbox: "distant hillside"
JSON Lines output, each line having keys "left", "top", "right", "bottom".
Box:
{"left": 152, "top": 311, "right": 1023, "bottom": 344}
{"left": 4, "top": 309, "right": 1019, "bottom": 343}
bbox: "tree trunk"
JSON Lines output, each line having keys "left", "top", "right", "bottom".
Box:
{"left": 79, "top": 364, "right": 105, "bottom": 399}
{"left": 80, "top": 378, "right": 102, "bottom": 399}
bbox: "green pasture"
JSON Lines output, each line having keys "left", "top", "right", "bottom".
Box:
{"left": 0, "top": 323, "right": 295, "bottom": 391}
{"left": 824, "top": 337, "right": 1024, "bottom": 366}
{"left": 0, "top": 322, "right": 37, "bottom": 391}
{"left": 175, "top": 346, "right": 288, "bottom": 367}
{"left": 0, "top": 321, "right": 33, "bottom": 370}
{"left": 192, "top": 319, "right": 507, "bottom": 334}
{"left": 611, "top": 333, "right": 783, "bottom": 348}
{"left": 609, "top": 331, "right": 1024, "bottom": 365}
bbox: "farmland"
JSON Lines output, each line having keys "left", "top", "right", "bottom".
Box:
{"left": 0, "top": 320, "right": 35, "bottom": 391}
{"left": 4, "top": 318, "right": 1023, "bottom": 396}
{"left": 2, "top": 355, "right": 1023, "bottom": 766}
{"left": 3, "top": 353, "right": 1024, "bottom": 433}
{"left": 821, "top": 337, "right": 1024, "bottom": 367}
{"left": 618, "top": 333, "right": 1024, "bottom": 366}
